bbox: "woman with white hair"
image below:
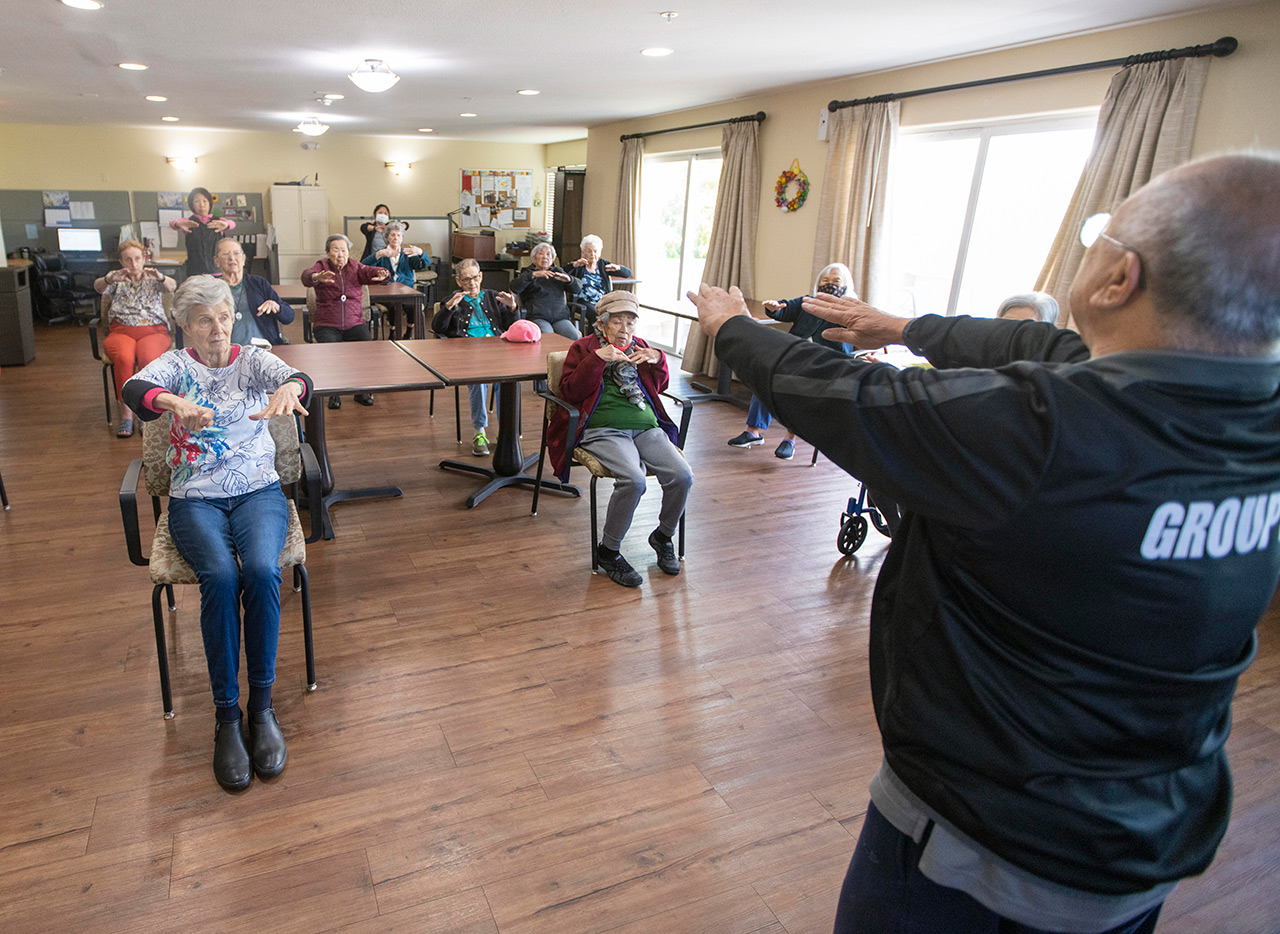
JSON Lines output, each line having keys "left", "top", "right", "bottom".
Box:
{"left": 363, "top": 222, "right": 430, "bottom": 338}
{"left": 996, "top": 291, "right": 1060, "bottom": 324}
{"left": 727, "top": 263, "right": 858, "bottom": 460}
{"left": 569, "top": 234, "right": 632, "bottom": 327}
{"left": 511, "top": 241, "right": 582, "bottom": 339}
{"left": 122, "top": 275, "right": 313, "bottom": 792}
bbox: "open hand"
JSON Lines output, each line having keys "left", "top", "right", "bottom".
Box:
{"left": 762, "top": 300, "right": 785, "bottom": 313}
{"left": 446, "top": 290, "right": 465, "bottom": 310}
{"left": 163, "top": 394, "right": 215, "bottom": 432}
{"left": 249, "top": 381, "right": 308, "bottom": 421}
{"left": 605, "top": 263, "right": 621, "bottom": 273}
{"left": 595, "top": 343, "right": 630, "bottom": 362}
{"left": 256, "top": 300, "right": 280, "bottom": 316}
{"left": 208, "top": 218, "right": 231, "bottom": 233}
{"left": 313, "top": 269, "right": 337, "bottom": 285}
{"left": 572, "top": 258, "right": 588, "bottom": 268}
{"left": 371, "top": 268, "right": 391, "bottom": 281}
{"left": 686, "top": 284, "right": 750, "bottom": 339}
{"left": 143, "top": 266, "right": 164, "bottom": 281}
{"left": 800, "top": 293, "right": 909, "bottom": 349}
{"left": 627, "top": 346, "right": 661, "bottom": 365}
{"left": 496, "top": 291, "right": 517, "bottom": 309}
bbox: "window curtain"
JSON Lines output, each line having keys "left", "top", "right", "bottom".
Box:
{"left": 681, "top": 120, "right": 761, "bottom": 377}
{"left": 811, "top": 100, "right": 899, "bottom": 306}
{"left": 612, "top": 138, "right": 644, "bottom": 271}
{"left": 1036, "top": 57, "right": 1209, "bottom": 326}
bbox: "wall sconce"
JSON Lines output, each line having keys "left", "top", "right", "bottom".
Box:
{"left": 384, "top": 162, "right": 413, "bottom": 175}
{"left": 166, "top": 156, "right": 198, "bottom": 171}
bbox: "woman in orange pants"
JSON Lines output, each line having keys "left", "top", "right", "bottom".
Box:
{"left": 94, "top": 240, "right": 176, "bottom": 436}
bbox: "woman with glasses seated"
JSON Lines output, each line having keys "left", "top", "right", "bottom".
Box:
{"left": 431, "top": 259, "right": 520, "bottom": 455}
{"left": 547, "top": 291, "right": 693, "bottom": 588}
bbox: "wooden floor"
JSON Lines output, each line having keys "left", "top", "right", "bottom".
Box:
{"left": 1, "top": 321, "right": 1277, "bottom": 934}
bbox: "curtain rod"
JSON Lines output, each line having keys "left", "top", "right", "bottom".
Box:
{"left": 828, "top": 36, "right": 1237, "bottom": 112}
{"left": 620, "top": 111, "right": 766, "bottom": 142}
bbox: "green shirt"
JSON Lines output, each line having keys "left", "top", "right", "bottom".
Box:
{"left": 587, "top": 378, "right": 659, "bottom": 431}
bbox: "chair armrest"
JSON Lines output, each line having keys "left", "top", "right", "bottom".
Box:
{"left": 302, "top": 307, "right": 313, "bottom": 343}
{"left": 88, "top": 317, "right": 102, "bottom": 360}
{"left": 661, "top": 390, "right": 694, "bottom": 448}
{"left": 299, "top": 442, "right": 323, "bottom": 543}
{"left": 534, "top": 389, "right": 580, "bottom": 453}
{"left": 119, "top": 457, "right": 148, "bottom": 566}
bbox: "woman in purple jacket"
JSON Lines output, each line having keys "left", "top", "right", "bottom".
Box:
{"left": 300, "top": 234, "right": 388, "bottom": 407}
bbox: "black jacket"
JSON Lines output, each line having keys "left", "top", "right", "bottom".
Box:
{"left": 567, "top": 257, "right": 633, "bottom": 295}
{"left": 431, "top": 289, "right": 519, "bottom": 338}
{"left": 511, "top": 265, "right": 580, "bottom": 323}
{"left": 716, "top": 312, "right": 1279, "bottom": 894}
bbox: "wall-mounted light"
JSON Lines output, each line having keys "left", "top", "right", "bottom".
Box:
{"left": 348, "top": 60, "right": 399, "bottom": 93}
{"left": 384, "top": 162, "right": 413, "bottom": 176}
{"left": 295, "top": 117, "right": 330, "bottom": 136}
{"left": 166, "top": 156, "right": 197, "bottom": 172}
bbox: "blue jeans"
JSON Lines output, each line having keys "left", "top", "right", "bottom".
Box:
{"left": 832, "top": 803, "right": 1163, "bottom": 934}
{"left": 168, "top": 482, "right": 289, "bottom": 710}
{"left": 468, "top": 383, "right": 499, "bottom": 432}
{"left": 531, "top": 317, "right": 581, "bottom": 340}
{"left": 747, "top": 395, "right": 773, "bottom": 432}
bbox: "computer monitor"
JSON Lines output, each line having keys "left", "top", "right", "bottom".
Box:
{"left": 56, "top": 227, "right": 103, "bottom": 254}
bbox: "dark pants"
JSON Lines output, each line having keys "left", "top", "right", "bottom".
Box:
{"left": 832, "top": 803, "right": 1163, "bottom": 934}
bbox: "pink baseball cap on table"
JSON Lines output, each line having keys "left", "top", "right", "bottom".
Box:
{"left": 501, "top": 319, "right": 542, "bottom": 343}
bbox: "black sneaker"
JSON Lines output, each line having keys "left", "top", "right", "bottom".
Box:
{"left": 596, "top": 549, "right": 642, "bottom": 587}
{"left": 648, "top": 530, "right": 681, "bottom": 575}
{"left": 727, "top": 431, "right": 763, "bottom": 448}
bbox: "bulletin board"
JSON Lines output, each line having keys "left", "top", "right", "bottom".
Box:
{"left": 459, "top": 170, "right": 533, "bottom": 229}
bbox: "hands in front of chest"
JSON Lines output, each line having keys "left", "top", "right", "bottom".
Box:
{"left": 448, "top": 291, "right": 518, "bottom": 311}
{"left": 311, "top": 269, "right": 337, "bottom": 285}
{"left": 799, "top": 293, "right": 909, "bottom": 349}
{"left": 249, "top": 382, "right": 308, "bottom": 421}
{"left": 532, "top": 269, "right": 571, "bottom": 282}
{"left": 596, "top": 343, "right": 660, "bottom": 366}
{"left": 157, "top": 393, "right": 216, "bottom": 432}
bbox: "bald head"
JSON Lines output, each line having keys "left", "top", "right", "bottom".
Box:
{"left": 1115, "top": 152, "right": 1280, "bottom": 355}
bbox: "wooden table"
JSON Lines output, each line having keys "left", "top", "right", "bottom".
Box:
{"left": 275, "top": 281, "right": 428, "bottom": 339}
{"left": 395, "top": 334, "right": 580, "bottom": 508}
{"left": 273, "top": 341, "right": 444, "bottom": 539}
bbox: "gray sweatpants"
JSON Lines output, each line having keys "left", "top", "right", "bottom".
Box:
{"left": 580, "top": 426, "right": 693, "bottom": 550}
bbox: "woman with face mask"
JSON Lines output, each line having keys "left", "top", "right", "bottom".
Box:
{"left": 726, "top": 263, "right": 857, "bottom": 460}
{"left": 359, "top": 204, "right": 410, "bottom": 259}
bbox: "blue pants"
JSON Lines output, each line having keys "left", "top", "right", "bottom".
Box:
{"left": 747, "top": 395, "right": 773, "bottom": 432}
{"left": 832, "top": 803, "right": 1162, "bottom": 934}
{"left": 468, "top": 383, "right": 499, "bottom": 432}
{"left": 168, "top": 482, "right": 289, "bottom": 711}
{"left": 531, "top": 317, "right": 581, "bottom": 340}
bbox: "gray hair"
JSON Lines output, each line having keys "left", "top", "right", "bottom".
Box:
{"left": 532, "top": 241, "right": 556, "bottom": 262}
{"left": 454, "top": 258, "right": 481, "bottom": 276}
{"left": 580, "top": 234, "right": 603, "bottom": 252}
{"left": 213, "top": 236, "right": 243, "bottom": 256}
{"left": 996, "top": 292, "right": 1058, "bottom": 323}
{"left": 173, "top": 274, "right": 232, "bottom": 327}
{"left": 1118, "top": 151, "right": 1280, "bottom": 355}
{"left": 325, "top": 234, "right": 352, "bottom": 252}
{"left": 814, "top": 263, "right": 858, "bottom": 298}
{"left": 385, "top": 222, "right": 405, "bottom": 235}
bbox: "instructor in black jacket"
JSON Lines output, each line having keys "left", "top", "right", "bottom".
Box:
{"left": 689, "top": 152, "right": 1280, "bottom": 934}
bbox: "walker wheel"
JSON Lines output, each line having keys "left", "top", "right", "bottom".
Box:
{"left": 838, "top": 515, "right": 868, "bottom": 555}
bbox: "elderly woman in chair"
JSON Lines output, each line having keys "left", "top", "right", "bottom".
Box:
{"left": 548, "top": 291, "right": 693, "bottom": 588}
{"left": 122, "top": 275, "right": 313, "bottom": 792}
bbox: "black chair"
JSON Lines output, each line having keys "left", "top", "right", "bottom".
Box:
{"left": 120, "top": 413, "right": 322, "bottom": 718}
{"left": 29, "top": 251, "right": 96, "bottom": 324}
{"left": 532, "top": 350, "right": 692, "bottom": 570}
{"left": 303, "top": 285, "right": 378, "bottom": 342}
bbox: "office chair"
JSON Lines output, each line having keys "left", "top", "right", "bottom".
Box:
{"left": 30, "top": 251, "right": 96, "bottom": 324}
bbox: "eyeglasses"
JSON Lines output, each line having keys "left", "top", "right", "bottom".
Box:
{"left": 1080, "top": 212, "right": 1146, "bottom": 289}
{"left": 457, "top": 274, "right": 482, "bottom": 283}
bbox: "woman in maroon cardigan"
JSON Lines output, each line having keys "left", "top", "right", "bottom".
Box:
{"left": 300, "top": 234, "right": 388, "bottom": 407}
{"left": 548, "top": 291, "right": 692, "bottom": 588}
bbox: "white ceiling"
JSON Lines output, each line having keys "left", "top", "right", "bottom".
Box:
{"left": 0, "top": 0, "right": 1242, "bottom": 143}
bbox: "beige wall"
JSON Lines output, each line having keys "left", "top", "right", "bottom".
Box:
{"left": 0, "top": 125, "right": 554, "bottom": 253}
{"left": 545, "top": 139, "right": 588, "bottom": 168}
{"left": 582, "top": 0, "right": 1280, "bottom": 300}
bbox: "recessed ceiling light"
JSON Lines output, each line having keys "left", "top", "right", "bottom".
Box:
{"left": 640, "top": 48, "right": 674, "bottom": 57}
{"left": 161, "top": 116, "right": 179, "bottom": 122}
{"left": 118, "top": 62, "right": 148, "bottom": 70}
{"left": 417, "top": 127, "right": 434, "bottom": 133}
{"left": 145, "top": 95, "right": 167, "bottom": 102}
{"left": 323, "top": 93, "right": 345, "bottom": 101}
{"left": 62, "top": 0, "right": 104, "bottom": 10}
{"left": 517, "top": 89, "right": 539, "bottom": 96}
{"left": 459, "top": 112, "right": 477, "bottom": 118}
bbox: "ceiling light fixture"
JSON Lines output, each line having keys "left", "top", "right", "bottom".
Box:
{"left": 161, "top": 116, "right": 179, "bottom": 122}
{"left": 385, "top": 162, "right": 413, "bottom": 175}
{"left": 659, "top": 11, "right": 678, "bottom": 22}
{"left": 459, "top": 112, "right": 477, "bottom": 118}
{"left": 640, "top": 48, "right": 674, "bottom": 57}
{"left": 417, "top": 127, "right": 434, "bottom": 133}
{"left": 323, "top": 93, "right": 345, "bottom": 100}
{"left": 517, "top": 89, "right": 540, "bottom": 96}
{"left": 295, "top": 117, "right": 330, "bottom": 136}
{"left": 348, "top": 59, "right": 399, "bottom": 93}
{"left": 118, "top": 62, "right": 148, "bottom": 70}
{"left": 61, "top": 0, "right": 104, "bottom": 10}
{"left": 166, "top": 156, "right": 197, "bottom": 171}
{"left": 145, "top": 95, "right": 167, "bottom": 102}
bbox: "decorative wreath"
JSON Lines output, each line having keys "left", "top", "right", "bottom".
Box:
{"left": 775, "top": 158, "right": 810, "bottom": 212}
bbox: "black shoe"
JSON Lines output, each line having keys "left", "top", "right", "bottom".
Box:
{"left": 727, "top": 431, "right": 763, "bottom": 448}
{"left": 213, "top": 719, "right": 252, "bottom": 791}
{"left": 596, "top": 549, "right": 642, "bottom": 588}
{"left": 248, "top": 707, "right": 287, "bottom": 779}
{"left": 648, "top": 530, "right": 681, "bottom": 575}
{"left": 355, "top": 393, "right": 375, "bottom": 406}
{"left": 328, "top": 395, "right": 341, "bottom": 410}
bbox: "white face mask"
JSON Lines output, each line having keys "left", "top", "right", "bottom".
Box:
{"left": 375, "top": 213, "right": 389, "bottom": 224}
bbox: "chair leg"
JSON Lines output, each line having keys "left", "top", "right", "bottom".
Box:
{"left": 295, "top": 564, "right": 317, "bottom": 691}
{"left": 429, "top": 388, "right": 435, "bottom": 418}
{"left": 455, "top": 386, "right": 462, "bottom": 444}
{"left": 293, "top": 565, "right": 302, "bottom": 593}
{"left": 102, "top": 363, "right": 115, "bottom": 425}
{"left": 165, "top": 584, "right": 176, "bottom": 612}
{"left": 0, "top": 468, "right": 8, "bottom": 510}
{"left": 810, "top": 446, "right": 820, "bottom": 466}
{"left": 678, "top": 511, "right": 686, "bottom": 559}
{"left": 152, "top": 585, "right": 175, "bottom": 719}
{"left": 590, "top": 476, "right": 600, "bottom": 569}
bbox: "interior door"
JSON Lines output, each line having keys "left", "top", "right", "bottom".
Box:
{"left": 553, "top": 168, "right": 585, "bottom": 266}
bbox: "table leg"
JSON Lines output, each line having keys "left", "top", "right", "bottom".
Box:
{"left": 689, "top": 360, "right": 749, "bottom": 409}
{"left": 439, "top": 381, "right": 578, "bottom": 508}
{"left": 300, "top": 394, "right": 402, "bottom": 539}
